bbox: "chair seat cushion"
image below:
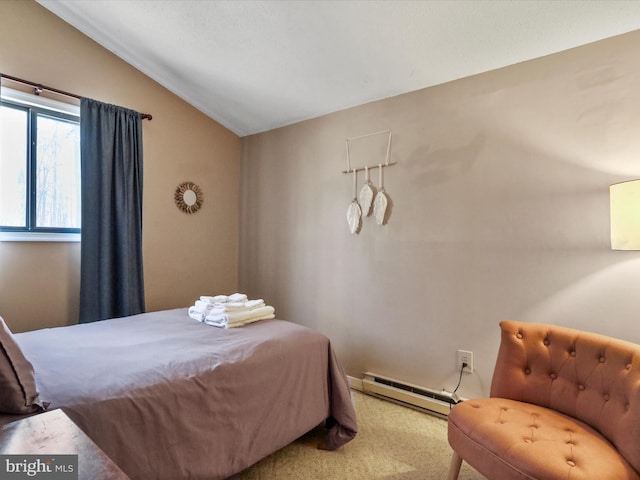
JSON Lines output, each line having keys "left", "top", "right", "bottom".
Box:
{"left": 448, "top": 398, "right": 640, "bottom": 480}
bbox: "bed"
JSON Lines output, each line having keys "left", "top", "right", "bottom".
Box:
{"left": 0, "top": 308, "right": 357, "bottom": 479}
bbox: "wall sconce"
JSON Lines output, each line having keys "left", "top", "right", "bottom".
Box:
{"left": 610, "top": 180, "right": 640, "bottom": 250}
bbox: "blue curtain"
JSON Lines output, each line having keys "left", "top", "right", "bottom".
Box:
{"left": 79, "top": 98, "right": 145, "bottom": 323}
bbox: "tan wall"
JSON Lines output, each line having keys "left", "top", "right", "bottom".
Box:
{"left": 0, "top": 0, "right": 241, "bottom": 332}
{"left": 240, "top": 30, "right": 640, "bottom": 399}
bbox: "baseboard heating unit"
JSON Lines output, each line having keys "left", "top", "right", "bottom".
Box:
{"left": 361, "top": 372, "right": 457, "bottom": 418}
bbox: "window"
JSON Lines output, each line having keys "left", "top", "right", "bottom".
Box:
{"left": 0, "top": 88, "right": 80, "bottom": 241}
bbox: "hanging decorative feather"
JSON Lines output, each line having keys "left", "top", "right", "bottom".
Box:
{"left": 358, "top": 166, "right": 375, "bottom": 216}
{"left": 347, "top": 169, "right": 362, "bottom": 234}
{"left": 373, "top": 165, "right": 388, "bottom": 225}
{"left": 347, "top": 201, "right": 362, "bottom": 234}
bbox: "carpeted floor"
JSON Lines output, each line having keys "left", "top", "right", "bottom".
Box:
{"left": 232, "top": 390, "right": 486, "bottom": 479}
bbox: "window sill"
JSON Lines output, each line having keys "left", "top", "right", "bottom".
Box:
{"left": 0, "top": 232, "right": 81, "bottom": 243}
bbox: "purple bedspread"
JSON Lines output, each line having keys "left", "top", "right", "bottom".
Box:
{"left": 4, "top": 308, "right": 357, "bottom": 479}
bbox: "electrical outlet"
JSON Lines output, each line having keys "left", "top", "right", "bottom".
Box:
{"left": 457, "top": 350, "right": 473, "bottom": 374}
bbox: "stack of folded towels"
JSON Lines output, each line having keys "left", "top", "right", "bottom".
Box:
{"left": 188, "top": 293, "right": 275, "bottom": 328}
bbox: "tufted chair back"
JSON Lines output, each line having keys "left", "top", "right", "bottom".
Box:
{"left": 491, "top": 320, "right": 640, "bottom": 473}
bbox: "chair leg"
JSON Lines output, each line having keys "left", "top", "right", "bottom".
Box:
{"left": 447, "top": 451, "right": 463, "bottom": 480}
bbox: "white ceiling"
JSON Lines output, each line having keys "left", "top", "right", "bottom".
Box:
{"left": 37, "top": 0, "right": 640, "bottom": 137}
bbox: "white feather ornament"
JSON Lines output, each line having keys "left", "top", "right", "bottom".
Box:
{"left": 373, "top": 191, "right": 388, "bottom": 225}
{"left": 347, "top": 201, "right": 362, "bottom": 234}
{"left": 347, "top": 169, "right": 362, "bottom": 234}
{"left": 358, "top": 166, "right": 375, "bottom": 216}
{"left": 373, "top": 165, "right": 388, "bottom": 225}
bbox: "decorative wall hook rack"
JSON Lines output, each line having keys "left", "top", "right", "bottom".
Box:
{"left": 342, "top": 130, "right": 396, "bottom": 231}
{"left": 342, "top": 129, "right": 396, "bottom": 173}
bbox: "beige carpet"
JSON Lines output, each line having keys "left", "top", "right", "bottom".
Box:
{"left": 233, "top": 390, "right": 486, "bottom": 479}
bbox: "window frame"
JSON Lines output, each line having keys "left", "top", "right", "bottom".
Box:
{"left": 0, "top": 88, "right": 81, "bottom": 242}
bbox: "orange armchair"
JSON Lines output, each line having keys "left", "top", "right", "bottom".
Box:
{"left": 447, "top": 320, "right": 640, "bottom": 480}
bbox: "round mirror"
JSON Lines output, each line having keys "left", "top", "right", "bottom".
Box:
{"left": 183, "top": 189, "right": 197, "bottom": 206}
{"left": 175, "top": 181, "right": 203, "bottom": 214}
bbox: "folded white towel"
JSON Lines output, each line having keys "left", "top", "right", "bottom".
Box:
{"left": 200, "top": 295, "right": 228, "bottom": 304}
{"left": 205, "top": 305, "right": 275, "bottom": 328}
{"left": 204, "top": 315, "right": 228, "bottom": 327}
{"left": 227, "top": 314, "right": 275, "bottom": 328}
{"left": 228, "top": 293, "right": 248, "bottom": 303}
{"left": 213, "top": 299, "right": 265, "bottom": 312}
{"left": 216, "top": 305, "right": 274, "bottom": 322}
{"left": 205, "top": 313, "right": 275, "bottom": 329}
{"left": 204, "top": 306, "right": 226, "bottom": 317}
{"left": 188, "top": 306, "right": 206, "bottom": 322}
{"left": 194, "top": 300, "right": 217, "bottom": 312}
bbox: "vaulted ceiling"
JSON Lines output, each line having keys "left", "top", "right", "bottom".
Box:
{"left": 38, "top": 0, "right": 640, "bottom": 136}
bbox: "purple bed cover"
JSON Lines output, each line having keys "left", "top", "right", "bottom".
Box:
{"left": 4, "top": 308, "right": 357, "bottom": 479}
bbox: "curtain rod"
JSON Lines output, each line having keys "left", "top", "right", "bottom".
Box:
{"left": 1, "top": 74, "right": 152, "bottom": 120}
